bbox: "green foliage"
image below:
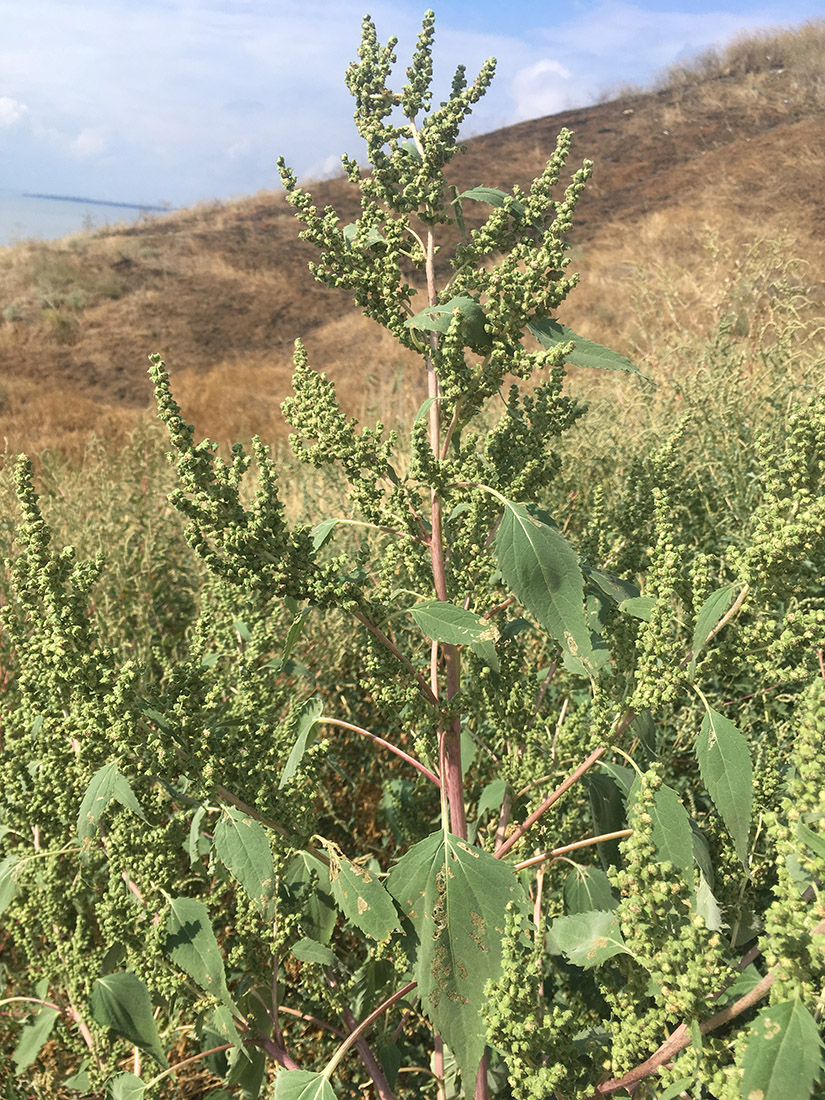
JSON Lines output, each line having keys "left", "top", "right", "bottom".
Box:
{"left": 2, "top": 9, "right": 824, "bottom": 1100}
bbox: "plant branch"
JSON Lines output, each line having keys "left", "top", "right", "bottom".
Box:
{"left": 324, "top": 981, "right": 417, "bottom": 1080}
{"left": 494, "top": 746, "right": 607, "bottom": 860}
{"left": 593, "top": 914, "right": 825, "bottom": 1095}
{"left": 353, "top": 610, "right": 439, "bottom": 707}
{"left": 318, "top": 717, "right": 441, "bottom": 787}
{"left": 515, "top": 829, "right": 634, "bottom": 870}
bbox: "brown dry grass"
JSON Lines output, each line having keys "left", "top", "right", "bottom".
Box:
{"left": 0, "top": 20, "right": 823, "bottom": 464}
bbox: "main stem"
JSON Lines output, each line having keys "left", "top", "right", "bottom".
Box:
{"left": 425, "top": 224, "right": 466, "bottom": 842}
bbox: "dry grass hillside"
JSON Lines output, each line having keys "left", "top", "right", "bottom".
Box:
{"left": 1, "top": 20, "right": 823, "bottom": 461}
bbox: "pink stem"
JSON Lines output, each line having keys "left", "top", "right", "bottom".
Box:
{"left": 318, "top": 717, "right": 440, "bottom": 787}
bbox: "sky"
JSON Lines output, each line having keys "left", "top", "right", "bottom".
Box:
{"left": 0, "top": 0, "right": 822, "bottom": 210}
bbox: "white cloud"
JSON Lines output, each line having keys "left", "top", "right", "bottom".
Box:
{"left": 0, "top": 96, "right": 27, "bottom": 126}
{"left": 71, "top": 127, "right": 105, "bottom": 158}
{"left": 510, "top": 59, "right": 578, "bottom": 121}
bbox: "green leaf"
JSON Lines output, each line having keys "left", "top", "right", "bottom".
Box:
{"left": 718, "top": 963, "right": 762, "bottom": 1005}
{"left": 284, "top": 854, "right": 337, "bottom": 944}
{"left": 187, "top": 806, "right": 208, "bottom": 866}
{"left": 12, "top": 1005, "right": 60, "bottom": 1074}
{"left": 77, "top": 762, "right": 147, "bottom": 842}
{"left": 90, "top": 972, "right": 168, "bottom": 1068}
{"left": 407, "top": 600, "right": 499, "bottom": 671}
{"left": 273, "top": 1070, "right": 338, "bottom": 1100}
{"left": 404, "top": 296, "right": 491, "bottom": 352}
{"left": 688, "top": 585, "right": 736, "bottom": 678}
{"left": 796, "top": 820, "right": 825, "bottom": 859}
{"left": 696, "top": 707, "right": 753, "bottom": 865}
{"left": 657, "top": 1078, "right": 694, "bottom": 1100}
{"left": 740, "top": 996, "right": 824, "bottom": 1100}
{"left": 341, "top": 223, "right": 385, "bottom": 250}
{"left": 0, "top": 854, "right": 19, "bottom": 914}
{"left": 63, "top": 1066, "right": 91, "bottom": 1091}
{"left": 476, "top": 778, "right": 506, "bottom": 822}
{"left": 584, "top": 566, "right": 640, "bottom": 605}
{"left": 527, "top": 319, "right": 642, "bottom": 375}
{"left": 618, "top": 596, "right": 656, "bottom": 621}
{"left": 387, "top": 830, "right": 527, "bottom": 1096}
{"left": 586, "top": 774, "right": 627, "bottom": 868}
{"left": 164, "top": 897, "right": 233, "bottom": 1007}
{"left": 291, "top": 937, "right": 338, "bottom": 968}
{"left": 311, "top": 519, "right": 339, "bottom": 552}
{"left": 629, "top": 777, "right": 693, "bottom": 890}
{"left": 213, "top": 806, "right": 276, "bottom": 916}
{"left": 495, "top": 499, "right": 595, "bottom": 675}
{"left": 319, "top": 841, "right": 399, "bottom": 942}
{"left": 549, "top": 910, "right": 630, "bottom": 968}
{"left": 695, "top": 872, "right": 723, "bottom": 931}
{"left": 106, "top": 1073, "right": 146, "bottom": 1100}
{"left": 279, "top": 697, "right": 324, "bottom": 789}
{"left": 458, "top": 186, "right": 528, "bottom": 220}
{"left": 563, "top": 865, "right": 618, "bottom": 914}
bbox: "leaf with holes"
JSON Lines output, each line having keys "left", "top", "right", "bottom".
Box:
{"left": 90, "top": 972, "right": 168, "bottom": 1068}
{"left": 696, "top": 707, "right": 753, "bottom": 865}
{"left": 495, "top": 499, "right": 595, "bottom": 675}
{"left": 387, "top": 830, "right": 527, "bottom": 1097}
{"left": 213, "top": 805, "right": 276, "bottom": 916}
{"left": 317, "top": 840, "right": 399, "bottom": 942}
{"left": 740, "top": 996, "right": 823, "bottom": 1100}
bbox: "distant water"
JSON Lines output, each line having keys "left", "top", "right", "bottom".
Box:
{"left": 0, "top": 189, "right": 175, "bottom": 247}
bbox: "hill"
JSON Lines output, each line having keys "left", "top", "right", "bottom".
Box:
{"left": 0, "top": 20, "right": 823, "bottom": 461}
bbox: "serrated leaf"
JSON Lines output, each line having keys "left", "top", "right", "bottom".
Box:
{"left": 12, "top": 1005, "right": 60, "bottom": 1074}
{"left": 583, "top": 566, "right": 640, "bottom": 605}
{"left": 495, "top": 499, "right": 595, "bottom": 675}
{"left": 696, "top": 707, "right": 753, "bottom": 865}
{"left": 387, "top": 830, "right": 527, "bottom": 1096}
{"left": 629, "top": 777, "right": 693, "bottom": 890}
{"left": 63, "top": 1066, "right": 91, "bottom": 1091}
{"left": 164, "top": 897, "right": 233, "bottom": 1007}
{"left": 618, "top": 596, "right": 656, "bottom": 621}
{"left": 740, "top": 996, "right": 823, "bottom": 1100}
{"left": 291, "top": 937, "right": 338, "bottom": 967}
{"left": 458, "top": 185, "right": 528, "bottom": 220}
{"left": 527, "top": 318, "right": 642, "bottom": 375}
{"left": 718, "top": 963, "right": 762, "bottom": 1005}
{"left": 319, "top": 841, "right": 399, "bottom": 942}
{"left": 273, "top": 1070, "right": 338, "bottom": 1100}
{"left": 404, "top": 296, "right": 491, "bottom": 352}
{"left": 476, "top": 778, "right": 506, "bottom": 822}
{"left": 563, "top": 865, "right": 618, "bottom": 914}
{"left": 279, "top": 697, "right": 324, "bottom": 789}
{"left": 213, "top": 806, "right": 275, "bottom": 916}
{"left": 77, "top": 762, "right": 146, "bottom": 842}
{"left": 688, "top": 585, "right": 736, "bottom": 678}
{"left": 90, "top": 972, "right": 168, "bottom": 1068}
{"left": 106, "top": 1073, "right": 146, "bottom": 1100}
{"left": 550, "top": 910, "right": 629, "bottom": 968}
{"left": 408, "top": 600, "right": 499, "bottom": 671}
{"left": 0, "top": 854, "right": 19, "bottom": 914}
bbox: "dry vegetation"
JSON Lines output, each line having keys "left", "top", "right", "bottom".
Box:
{"left": 0, "top": 20, "right": 823, "bottom": 462}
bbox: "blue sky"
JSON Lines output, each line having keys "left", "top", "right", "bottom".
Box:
{"left": 0, "top": 0, "right": 822, "bottom": 209}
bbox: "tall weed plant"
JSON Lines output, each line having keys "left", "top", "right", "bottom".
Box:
{"left": 2, "top": 12, "right": 824, "bottom": 1100}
